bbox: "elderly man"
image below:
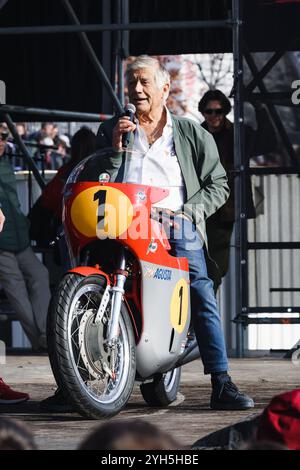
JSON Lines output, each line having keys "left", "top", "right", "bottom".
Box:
{"left": 95, "top": 56, "right": 254, "bottom": 410}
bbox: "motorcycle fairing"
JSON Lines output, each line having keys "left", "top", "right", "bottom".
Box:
{"left": 136, "top": 260, "right": 191, "bottom": 378}
{"left": 63, "top": 182, "right": 189, "bottom": 272}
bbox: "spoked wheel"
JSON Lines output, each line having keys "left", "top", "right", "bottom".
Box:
{"left": 140, "top": 367, "right": 181, "bottom": 407}
{"left": 47, "top": 273, "right": 136, "bottom": 419}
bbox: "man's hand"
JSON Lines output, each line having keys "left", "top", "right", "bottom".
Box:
{"left": 0, "top": 208, "right": 5, "bottom": 232}
{"left": 150, "top": 207, "right": 180, "bottom": 230}
{"left": 112, "top": 116, "right": 137, "bottom": 150}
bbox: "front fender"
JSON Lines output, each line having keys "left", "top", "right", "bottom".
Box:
{"left": 68, "top": 266, "right": 111, "bottom": 285}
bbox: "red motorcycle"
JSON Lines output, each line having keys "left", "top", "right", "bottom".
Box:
{"left": 48, "top": 149, "right": 199, "bottom": 418}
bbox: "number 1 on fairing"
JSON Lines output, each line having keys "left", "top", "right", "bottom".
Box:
{"left": 94, "top": 190, "right": 107, "bottom": 229}
{"left": 178, "top": 286, "right": 183, "bottom": 326}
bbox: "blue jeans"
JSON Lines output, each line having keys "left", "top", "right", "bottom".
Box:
{"left": 169, "top": 217, "right": 228, "bottom": 375}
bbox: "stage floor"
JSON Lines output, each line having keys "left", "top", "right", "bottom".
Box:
{"left": 1, "top": 356, "right": 299, "bottom": 450}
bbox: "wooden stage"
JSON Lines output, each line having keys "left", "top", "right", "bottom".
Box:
{"left": 0, "top": 355, "right": 299, "bottom": 450}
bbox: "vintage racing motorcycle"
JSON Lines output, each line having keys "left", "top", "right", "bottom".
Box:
{"left": 47, "top": 148, "right": 200, "bottom": 419}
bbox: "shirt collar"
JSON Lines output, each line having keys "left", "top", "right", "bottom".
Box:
{"left": 163, "top": 107, "right": 173, "bottom": 137}
{"left": 135, "top": 106, "right": 172, "bottom": 129}
{"left": 165, "top": 107, "right": 173, "bottom": 127}
{"left": 135, "top": 106, "right": 173, "bottom": 147}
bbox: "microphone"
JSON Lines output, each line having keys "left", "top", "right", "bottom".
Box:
{"left": 122, "top": 103, "right": 136, "bottom": 148}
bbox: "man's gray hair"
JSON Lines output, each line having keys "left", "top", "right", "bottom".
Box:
{"left": 126, "top": 56, "right": 170, "bottom": 89}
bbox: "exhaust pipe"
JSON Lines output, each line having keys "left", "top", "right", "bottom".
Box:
{"left": 175, "top": 339, "right": 200, "bottom": 368}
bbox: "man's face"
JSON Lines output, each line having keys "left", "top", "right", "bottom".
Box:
{"left": 43, "top": 123, "right": 54, "bottom": 137}
{"left": 127, "top": 67, "right": 169, "bottom": 116}
{"left": 202, "top": 100, "right": 225, "bottom": 131}
{"left": 51, "top": 126, "right": 58, "bottom": 139}
{"left": 0, "top": 127, "right": 9, "bottom": 156}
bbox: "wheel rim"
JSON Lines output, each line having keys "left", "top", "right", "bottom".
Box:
{"left": 163, "top": 368, "right": 179, "bottom": 393}
{"left": 67, "top": 282, "right": 131, "bottom": 404}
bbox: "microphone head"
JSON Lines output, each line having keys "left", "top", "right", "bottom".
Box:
{"left": 125, "top": 103, "right": 136, "bottom": 114}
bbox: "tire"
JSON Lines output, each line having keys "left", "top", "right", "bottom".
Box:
{"left": 140, "top": 367, "right": 181, "bottom": 407}
{"left": 47, "top": 273, "right": 136, "bottom": 419}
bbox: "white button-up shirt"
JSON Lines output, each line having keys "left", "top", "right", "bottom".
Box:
{"left": 123, "top": 109, "right": 185, "bottom": 211}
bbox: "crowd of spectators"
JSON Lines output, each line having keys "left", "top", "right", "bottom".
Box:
{"left": 3, "top": 122, "right": 71, "bottom": 171}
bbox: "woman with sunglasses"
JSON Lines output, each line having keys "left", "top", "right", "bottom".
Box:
{"left": 198, "top": 90, "right": 276, "bottom": 293}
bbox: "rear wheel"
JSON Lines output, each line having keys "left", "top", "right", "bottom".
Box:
{"left": 47, "top": 273, "right": 136, "bottom": 419}
{"left": 140, "top": 367, "right": 181, "bottom": 407}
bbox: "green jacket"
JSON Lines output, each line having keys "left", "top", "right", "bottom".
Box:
{"left": 0, "top": 156, "right": 30, "bottom": 252}
{"left": 96, "top": 114, "right": 229, "bottom": 245}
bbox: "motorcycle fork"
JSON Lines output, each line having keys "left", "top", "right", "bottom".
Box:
{"left": 107, "top": 246, "right": 128, "bottom": 346}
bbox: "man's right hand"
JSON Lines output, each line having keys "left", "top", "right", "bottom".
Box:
{"left": 150, "top": 207, "right": 180, "bottom": 230}
{"left": 0, "top": 208, "right": 5, "bottom": 232}
{"left": 112, "top": 116, "right": 136, "bottom": 150}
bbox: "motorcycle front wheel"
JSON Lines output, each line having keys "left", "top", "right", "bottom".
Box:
{"left": 47, "top": 273, "right": 136, "bottom": 419}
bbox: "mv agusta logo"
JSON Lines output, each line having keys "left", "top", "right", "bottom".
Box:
{"left": 144, "top": 265, "right": 172, "bottom": 281}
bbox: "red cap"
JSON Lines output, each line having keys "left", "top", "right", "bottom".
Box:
{"left": 256, "top": 389, "right": 300, "bottom": 450}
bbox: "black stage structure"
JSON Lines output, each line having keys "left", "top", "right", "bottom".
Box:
{"left": 0, "top": 0, "right": 299, "bottom": 356}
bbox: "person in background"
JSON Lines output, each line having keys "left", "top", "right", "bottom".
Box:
{"left": 255, "top": 388, "right": 300, "bottom": 450}
{"left": 29, "top": 127, "right": 96, "bottom": 253}
{"left": 41, "top": 122, "right": 55, "bottom": 139}
{"left": 0, "top": 379, "right": 29, "bottom": 405}
{"left": 50, "top": 134, "right": 70, "bottom": 170}
{"left": 36, "top": 135, "right": 54, "bottom": 170}
{"left": 11, "top": 122, "right": 31, "bottom": 170}
{"left": 50, "top": 124, "right": 59, "bottom": 146}
{"left": 0, "top": 207, "right": 30, "bottom": 404}
{"left": 39, "top": 126, "right": 97, "bottom": 412}
{"left": 13, "top": 122, "right": 37, "bottom": 165}
{"left": 198, "top": 90, "right": 277, "bottom": 293}
{"left": 0, "top": 417, "right": 36, "bottom": 449}
{"left": 79, "top": 419, "right": 182, "bottom": 450}
{"left": 193, "top": 388, "right": 300, "bottom": 450}
{"left": 15, "top": 122, "right": 28, "bottom": 141}
{"left": 28, "top": 122, "right": 55, "bottom": 144}
{"left": 0, "top": 123, "right": 21, "bottom": 170}
{"left": 0, "top": 122, "right": 51, "bottom": 351}
{"left": 40, "top": 127, "right": 96, "bottom": 227}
